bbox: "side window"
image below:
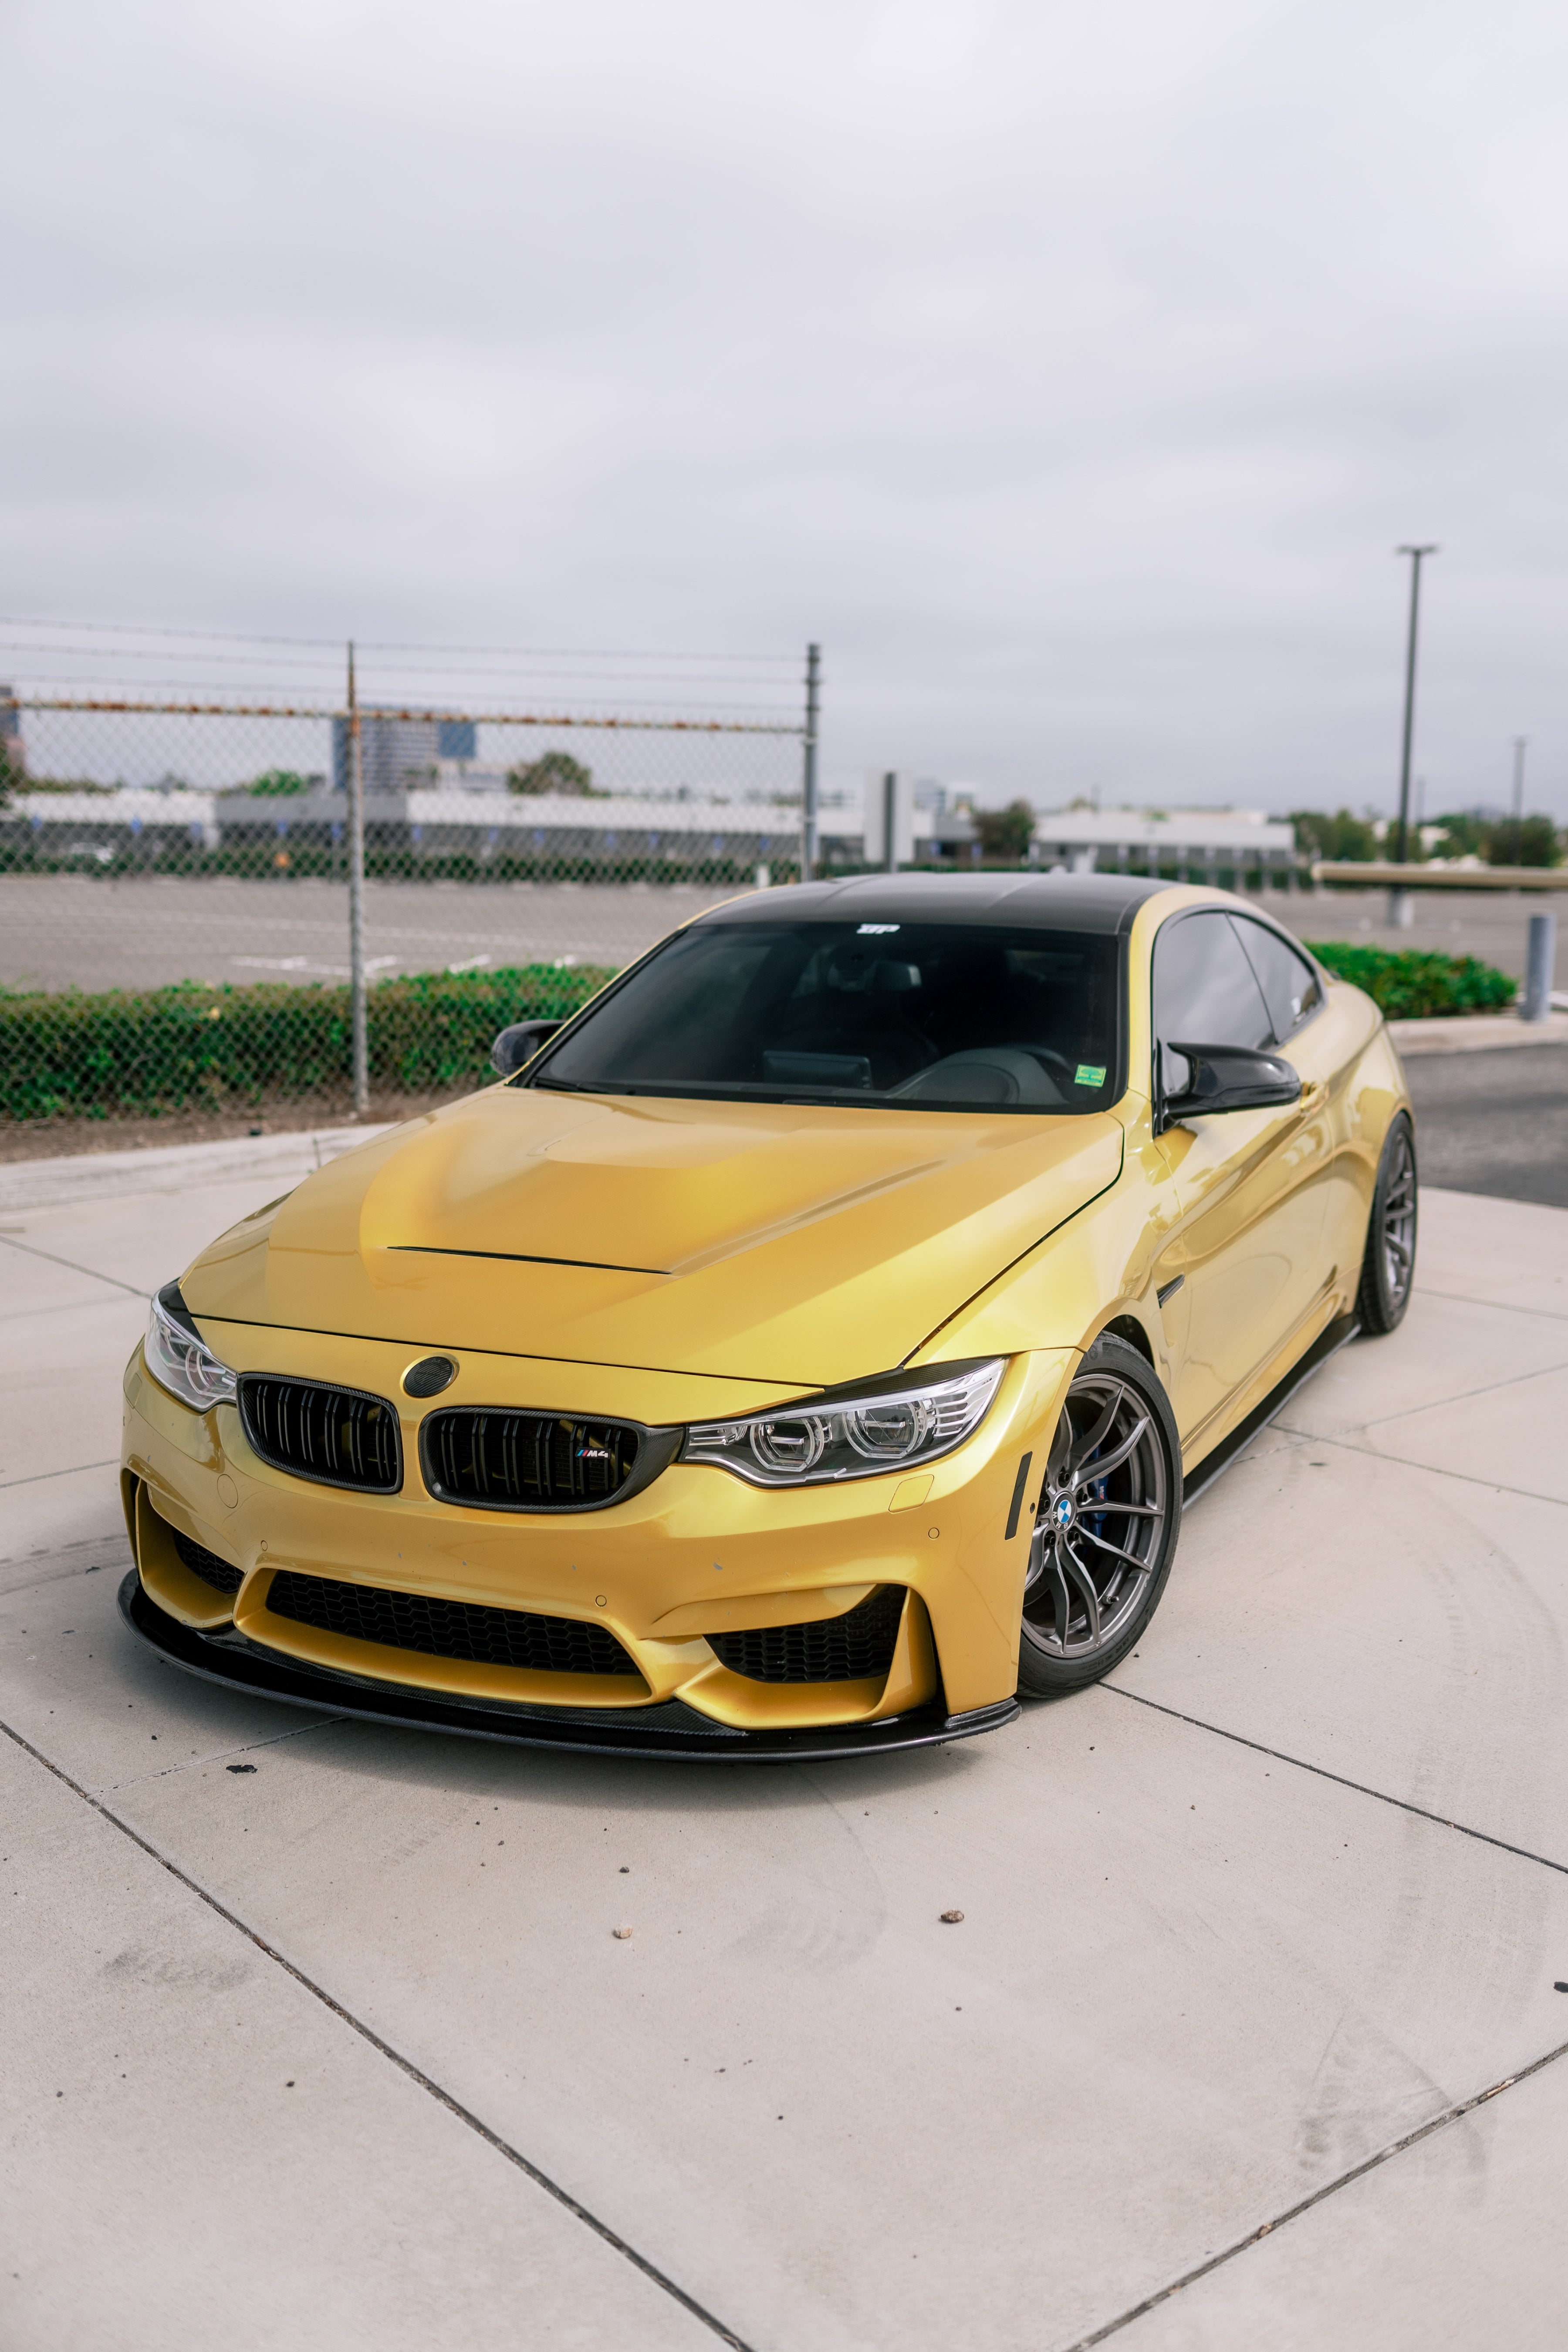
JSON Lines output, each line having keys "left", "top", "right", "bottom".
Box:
{"left": 1230, "top": 918, "right": 1323, "bottom": 1046}
{"left": 1152, "top": 912, "right": 1273, "bottom": 1060}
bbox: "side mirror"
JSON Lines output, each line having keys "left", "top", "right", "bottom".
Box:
{"left": 1156, "top": 1040, "right": 1301, "bottom": 1133}
{"left": 491, "top": 1019, "right": 563, "bottom": 1078}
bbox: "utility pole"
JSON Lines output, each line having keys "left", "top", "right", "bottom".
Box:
{"left": 347, "top": 641, "right": 368, "bottom": 1118}
{"left": 1511, "top": 736, "right": 1528, "bottom": 863}
{"left": 1391, "top": 543, "right": 1437, "bottom": 927}
{"left": 800, "top": 642, "right": 821, "bottom": 884}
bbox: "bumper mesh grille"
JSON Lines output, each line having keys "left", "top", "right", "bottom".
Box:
{"left": 262, "top": 1569, "right": 642, "bottom": 1678}
{"left": 422, "top": 1409, "right": 640, "bottom": 1509}
{"left": 172, "top": 1527, "right": 244, "bottom": 1596}
{"left": 708, "top": 1585, "right": 906, "bottom": 1684}
{"left": 239, "top": 1375, "right": 401, "bottom": 1493}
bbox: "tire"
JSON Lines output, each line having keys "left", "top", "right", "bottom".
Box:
{"left": 1017, "top": 1334, "right": 1183, "bottom": 1696}
{"left": 1355, "top": 1112, "right": 1418, "bottom": 1336}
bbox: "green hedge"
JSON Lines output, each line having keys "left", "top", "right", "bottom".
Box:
{"left": 0, "top": 963, "right": 616, "bottom": 1125}
{"left": 1308, "top": 942, "right": 1517, "bottom": 1020}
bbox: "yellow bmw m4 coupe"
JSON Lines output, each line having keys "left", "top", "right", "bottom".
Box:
{"left": 120, "top": 874, "right": 1416, "bottom": 1759}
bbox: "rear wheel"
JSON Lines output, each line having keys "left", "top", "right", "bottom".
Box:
{"left": 1017, "top": 1335, "right": 1182, "bottom": 1696}
{"left": 1355, "top": 1113, "right": 1417, "bottom": 1335}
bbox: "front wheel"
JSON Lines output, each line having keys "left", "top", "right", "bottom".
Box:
{"left": 1355, "top": 1112, "right": 1417, "bottom": 1335}
{"left": 1017, "top": 1335, "right": 1183, "bottom": 1696}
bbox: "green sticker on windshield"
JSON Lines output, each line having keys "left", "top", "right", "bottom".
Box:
{"left": 1075, "top": 1063, "right": 1107, "bottom": 1088}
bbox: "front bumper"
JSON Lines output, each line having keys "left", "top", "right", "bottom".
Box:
{"left": 122, "top": 1328, "right": 1074, "bottom": 1753}
{"left": 118, "top": 1571, "right": 1018, "bottom": 1761}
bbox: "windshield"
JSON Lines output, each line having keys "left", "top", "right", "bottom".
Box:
{"left": 530, "top": 919, "right": 1122, "bottom": 1113}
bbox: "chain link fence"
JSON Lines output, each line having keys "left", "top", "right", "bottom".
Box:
{"left": 0, "top": 630, "right": 814, "bottom": 1144}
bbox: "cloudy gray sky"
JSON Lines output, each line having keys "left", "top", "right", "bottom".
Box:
{"left": 5, "top": 0, "right": 1568, "bottom": 816}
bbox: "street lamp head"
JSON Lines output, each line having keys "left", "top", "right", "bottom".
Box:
{"left": 1396, "top": 543, "right": 1439, "bottom": 557}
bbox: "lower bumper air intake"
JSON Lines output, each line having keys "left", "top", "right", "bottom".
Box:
{"left": 118, "top": 1571, "right": 1017, "bottom": 1762}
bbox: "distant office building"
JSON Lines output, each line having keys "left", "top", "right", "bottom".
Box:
{"left": 331, "top": 707, "right": 474, "bottom": 793}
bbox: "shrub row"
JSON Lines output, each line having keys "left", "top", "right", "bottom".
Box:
{"left": 1308, "top": 941, "right": 1517, "bottom": 1020}
{"left": 0, "top": 964, "right": 616, "bottom": 1125}
{"left": 0, "top": 938, "right": 1521, "bottom": 1127}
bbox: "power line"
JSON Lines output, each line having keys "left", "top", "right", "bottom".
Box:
{"left": 0, "top": 614, "right": 800, "bottom": 665}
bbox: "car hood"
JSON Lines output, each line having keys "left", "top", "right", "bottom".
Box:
{"left": 182, "top": 1086, "right": 1122, "bottom": 1388}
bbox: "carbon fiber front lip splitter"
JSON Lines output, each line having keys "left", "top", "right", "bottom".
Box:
{"left": 117, "top": 1573, "right": 1017, "bottom": 1762}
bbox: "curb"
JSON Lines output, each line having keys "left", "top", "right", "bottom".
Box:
{"left": 1388, "top": 1012, "right": 1568, "bottom": 1057}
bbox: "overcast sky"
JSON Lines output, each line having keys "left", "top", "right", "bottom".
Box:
{"left": 5, "top": 0, "right": 1568, "bottom": 816}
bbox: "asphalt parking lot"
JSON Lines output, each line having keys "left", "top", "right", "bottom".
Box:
{"left": 5, "top": 1129, "right": 1568, "bottom": 2349}
{"left": 1405, "top": 1042, "right": 1568, "bottom": 1210}
{"left": 4, "top": 875, "right": 1565, "bottom": 997}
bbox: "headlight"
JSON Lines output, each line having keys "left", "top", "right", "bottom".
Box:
{"left": 145, "top": 1283, "right": 237, "bottom": 1412}
{"left": 682, "top": 1358, "right": 1005, "bottom": 1488}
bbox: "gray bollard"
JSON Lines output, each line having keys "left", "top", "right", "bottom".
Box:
{"left": 1386, "top": 886, "right": 1414, "bottom": 929}
{"left": 1523, "top": 910, "right": 1556, "bottom": 1022}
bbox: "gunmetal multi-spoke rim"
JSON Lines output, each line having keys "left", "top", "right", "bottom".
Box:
{"left": 1381, "top": 1125, "right": 1417, "bottom": 1311}
{"left": 1022, "top": 1372, "right": 1169, "bottom": 1663}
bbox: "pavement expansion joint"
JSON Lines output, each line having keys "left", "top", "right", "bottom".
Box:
{"left": 0, "top": 1705, "right": 762, "bottom": 2352}
{"left": 101, "top": 1712, "right": 351, "bottom": 1794}
{"left": 1329, "top": 1359, "right": 1568, "bottom": 1436}
{"left": 1413, "top": 1283, "right": 1568, "bottom": 1327}
{"left": 0, "top": 1230, "right": 152, "bottom": 1299}
{"left": 1297, "top": 1428, "right": 1568, "bottom": 1513}
{"left": 0, "top": 1458, "right": 119, "bottom": 1493}
{"left": 1105, "top": 1684, "right": 1568, "bottom": 1879}
{"left": 1060, "top": 2029, "right": 1568, "bottom": 2351}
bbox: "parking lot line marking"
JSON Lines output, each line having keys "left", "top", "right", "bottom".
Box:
{"left": 1062, "top": 2029, "right": 1568, "bottom": 2348}
{"left": 1106, "top": 1683, "right": 1568, "bottom": 1879}
{"left": 0, "top": 1710, "right": 760, "bottom": 2352}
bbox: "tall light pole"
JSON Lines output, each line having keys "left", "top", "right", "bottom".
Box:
{"left": 800, "top": 642, "right": 821, "bottom": 884}
{"left": 1389, "top": 544, "right": 1436, "bottom": 928}
{"left": 1511, "top": 735, "right": 1528, "bottom": 862}
{"left": 1393, "top": 544, "right": 1437, "bottom": 867}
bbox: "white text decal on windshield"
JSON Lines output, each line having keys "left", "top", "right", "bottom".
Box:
{"left": 856, "top": 923, "right": 900, "bottom": 934}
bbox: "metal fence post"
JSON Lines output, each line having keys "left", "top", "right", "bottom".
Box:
{"left": 1524, "top": 911, "right": 1556, "bottom": 1023}
{"left": 801, "top": 642, "right": 820, "bottom": 883}
{"left": 347, "top": 641, "right": 369, "bottom": 1117}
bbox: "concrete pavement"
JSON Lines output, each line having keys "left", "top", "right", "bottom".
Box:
{"left": 4, "top": 1138, "right": 1568, "bottom": 2350}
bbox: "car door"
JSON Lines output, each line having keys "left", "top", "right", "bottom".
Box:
{"left": 1149, "top": 908, "right": 1336, "bottom": 1450}
{"left": 1228, "top": 912, "right": 1371, "bottom": 1285}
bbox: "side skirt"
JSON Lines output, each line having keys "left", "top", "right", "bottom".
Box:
{"left": 1181, "top": 1312, "right": 1361, "bottom": 1509}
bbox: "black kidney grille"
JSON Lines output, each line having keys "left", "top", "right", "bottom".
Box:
{"left": 263, "top": 1570, "right": 642, "bottom": 1677}
{"left": 239, "top": 1376, "right": 401, "bottom": 1493}
{"left": 172, "top": 1527, "right": 244, "bottom": 1596}
{"left": 708, "top": 1585, "right": 907, "bottom": 1685}
{"left": 423, "top": 1409, "right": 639, "bottom": 1509}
